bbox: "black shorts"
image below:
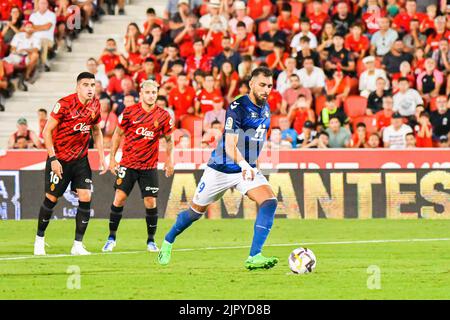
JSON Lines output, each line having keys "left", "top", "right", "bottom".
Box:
{"left": 114, "top": 166, "right": 159, "bottom": 198}
{"left": 45, "top": 156, "right": 92, "bottom": 198}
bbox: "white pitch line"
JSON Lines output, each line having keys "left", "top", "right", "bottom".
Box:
{"left": 1, "top": 238, "right": 450, "bottom": 262}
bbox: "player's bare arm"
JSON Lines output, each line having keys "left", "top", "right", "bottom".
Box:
{"left": 108, "top": 126, "right": 125, "bottom": 175}
{"left": 92, "top": 123, "right": 108, "bottom": 175}
{"left": 42, "top": 116, "right": 63, "bottom": 179}
{"left": 163, "top": 133, "right": 174, "bottom": 177}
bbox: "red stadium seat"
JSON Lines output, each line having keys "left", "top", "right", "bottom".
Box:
{"left": 344, "top": 96, "right": 367, "bottom": 119}
{"left": 352, "top": 115, "right": 378, "bottom": 133}
{"left": 315, "top": 95, "right": 327, "bottom": 115}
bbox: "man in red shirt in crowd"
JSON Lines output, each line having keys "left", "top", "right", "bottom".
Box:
{"left": 309, "top": 0, "right": 327, "bottom": 36}
{"left": 99, "top": 38, "right": 127, "bottom": 76}
{"left": 107, "top": 64, "right": 131, "bottom": 96}
{"left": 232, "top": 21, "right": 256, "bottom": 56}
{"left": 277, "top": 3, "right": 299, "bottom": 36}
{"left": 392, "top": 0, "right": 426, "bottom": 34}
{"left": 195, "top": 73, "right": 221, "bottom": 115}
{"left": 376, "top": 95, "right": 394, "bottom": 131}
{"left": 185, "top": 38, "right": 212, "bottom": 79}
{"left": 362, "top": 3, "right": 385, "bottom": 35}
{"left": 127, "top": 42, "right": 155, "bottom": 76}
{"left": 246, "top": 0, "right": 272, "bottom": 22}
{"left": 345, "top": 23, "right": 370, "bottom": 60}
{"left": 168, "top": 72, "right": 196, "bottom": 120}
{"left": 425, "top": 16, "right": 450, "bottom": 54}
{"left": 135, "top": 58, "right": 162, "bottom": 88}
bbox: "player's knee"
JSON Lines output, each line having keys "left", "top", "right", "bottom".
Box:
{"left": 260, "top": 198, "right": 278, "bottom": 214}
{"left": 114, "top": 190, "right": 127, "bottom": 206}
{"left": 143, "top": 197, "right": 156, "bottom": 209}
{"left": 45, "top": 193, "right": 58, "bottom": 204}
{"left": 77, "top": 191, "right": 91, "bottom": 202}
{"left": 191, "top": 203, "right": 208, "bottom": 214}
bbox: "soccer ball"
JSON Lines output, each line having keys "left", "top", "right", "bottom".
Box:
{"left": 288, "top": 247, "right": 316, "bottom": 274}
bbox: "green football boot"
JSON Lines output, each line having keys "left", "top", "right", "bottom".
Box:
{"left": 245, "top": 253, "right": 279, "bottom": 270}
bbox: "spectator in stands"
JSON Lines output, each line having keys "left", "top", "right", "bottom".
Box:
{"left": 367, "top": 77, "right": 390, "bottom": 115}
{"left": 393, "top": 77, "right": 424, "bottom": 117}
{"left": 1, "top": 6, "right": 23, "bottom": 44}
{"left": 216, "top": 60, "right": 239, "bottom": 104}
{"left": 416, "top": 58, "right": 444, "bottom": 103}
{"left": 424, "top": 15, "right": 448, "bottom": 55}
{"left": 160, "top": 43, "right": 182, "bottom": 77}
{"left": 326, "top": 116, "right": 351, "bottom": 148}
{"left": 402, "top": 18, "right": 426, "bottom": 53}
{"left": 392, "top": 0, "right": 426, "bottom": 35}
{"left": 344, "top": 23, "right": 369, "bottom": 60}
{"left": 8, "top": 117, "right": 41, "bottom": 149}
{"left": 37, "top": 107, "right": 47, "bottom": 144}
{"left": 232, "top": 21, "right": 256, "bottom": 57}
{"left": 176, "top": 134, "right": 191, "bottom": 149}
{"left": 288, "top": 94, "right": 315, "bottom": 134}
{"left": 318, "top": 95, "right": 349, "bottom": 130}
{"left": 316, "top": 131, "right": 329, "bottom": 148}
{"left": 202, "top": 119, "right": 223, "bottom": 149}
{"left": 414, "top": 111, "right": 433, "bottom": 147}
{"left": 266, "top": 41, "right": 288, "bottom": 77}
{"left": 279, "top": 116, "right": 298, "bottom": 148}
{"left": 332, "top": 1, "right": 354, "bottom": 36}
{"left": 4, "top": 21, "right": 40, "bottom": 91}
{"left": 148, "top": 24, "right": 169, "bottom": 60}
{"left": 185, "top": 38, "right": 212, "bottom": 78}
{"left": 95, "top": 80, "right": 111, "bottom": 102}
{"left": 199, "top": 0, "right": 227, "bottom": 32}
{"left": 365, "top": 132, "right": 381, "bottom": 148}
{"left": 326, "top": 69, "right": 351, "bottom": 101}
{"left": 246, "top": 0, "right": 272, "bottom": 24}
{"left": 370, "top": 17, "right": 398, "bottom": 57}
{"left": 309, "top": 0, "right": 327, "bottom": 37}
{"left": 298, "top": 56, "right": 325, "bottom": 96}
{"left": 268, "top": 127, "right": 292, "bottom": 149}
{"left": 438, "top": 135, "right": 449, "bottom": 148}
{"left": 29, "top": 0, "right": 56, "bottom": 72}
{"left": 169, "top": 72, "right": 196, "bottom": 120}
{"left": 155, "top": 95, "right": 175, "bottom": 122}
{"left": 376, "top": 95, "right": 394, "bottom": 132}
{"left": 432, "top": 39, "right": 450, "bottom": 74}
{"left": 405, "top": 132, "right": 417, "bottom": 148}
{"left": 195, "top": 73, "right": 220, "bottom": 116}
{"left": 112, "top": 78, "right": 138, "bottom": 115}
{"left": 237, "top": 55, "right": 255, "bottom": 81}
{"left": 391, "top": 61, "right": 415, "bottom": 93}
{"left": 291, "top": 18, "right": 318, "bottom": 54}
{"left": 99, "top": 98, "right": 118, "bottom": 148}
{"left": 143, "top": 8, "right": 161, "bottom": 37}
{"left": 54, "top": 0, "right": 74, "bottom": 53}
{"left": 351, "top": 122, "right": 369, "bottom": 148}
{"left": 359, "top": 56, "right": 389, "bottom": 98}
{"left": 382, "top": 40, "right": 414, "bottom": 75}
{"left": 86, "top": 57, "right": 109, "bottom": 89}
{"left": 277, "top": 3, "right": 299, "bottom": 37}
{"left": 212, "top": 36, "right": 241, "bottom": 78}
{"left": 297, "top": 120, "right": 318, "bottom": 148}
{"left": 295, "top": 36, "right": 321, "bottom": 69}
{"left": 124, "top": 22, "right": 145, "bottom": 58}
{"left": 203, "top": 95, "right": 226, "bottom": 130}
{"left": 281, "top": 74, "right": 312, "bottom": 113}
{"left": 99, "top": 38, "right": 127, "bottom": 76}
{"left": 317, "top": 21, "right": 335, "bottom": 56}
{"left": 134, "top": 57, "right": 161, "bottom": 88}
{"left": 324, "top": 33, "right": 355, "bottom": 78}
{"left": 258, "top": 16, "right": 287, "bottom": 59}
{"left": 430, "top": 96, "right": 450, "bottom": 143}
{"left": 276, "top": 57, "right": 300, "bottom": 95}
{"left": 228, "top": 1, "right": 254, "bottom": 34}
{"left": 383, "top": 112, "right": 413, "bottom": 149}
{"left": 107, "top": 64, "right": 130, "bottom": 95}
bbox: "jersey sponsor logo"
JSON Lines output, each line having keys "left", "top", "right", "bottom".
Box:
{"left": 136, "top": 127, "right": 155, "bottom": 139}
{"left": 73, "top": 123, "right": 91, "bottom": 133}
{"left": 53, "top": 103, "right": 61, "bottom": 114}
{"left": 225, "top": 117, "right": 233, "bottom": 130}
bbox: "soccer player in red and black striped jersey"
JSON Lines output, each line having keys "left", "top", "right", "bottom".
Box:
{"left": 102, "top": 79, "right": 174, "bottom": 253}
{"left": 34, "top": 72, "right": 108, "bottom": 256}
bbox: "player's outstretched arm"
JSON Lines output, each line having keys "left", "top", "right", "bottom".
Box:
{"left": 92, "top": 123, "right": 108, "bottom": 175}
{"left": 164, "top": 133, "right": 174, "bottom": 177}
{"left": 42, "top": 116, "right": 63, "bottom": 179}
{"left": 108, "top": 127, "right": 124, "bottom": 175}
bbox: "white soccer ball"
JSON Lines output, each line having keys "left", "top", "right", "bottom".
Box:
{"left": 288, "top": 247, "right": 317, "bottom": 274}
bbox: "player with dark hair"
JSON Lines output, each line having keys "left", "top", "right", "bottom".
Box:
{"left": 158, "top": 67, "right": 280, "bottom": 270}
{"left": 102, "top": 80, "right": 175, "bottom": 253}
{"left": 34, "top": 72, "right": 108, "bottom": 256}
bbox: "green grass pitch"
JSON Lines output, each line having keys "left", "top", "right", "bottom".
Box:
{"left": 1, "top": 219, "right": 450, "bottom": 299}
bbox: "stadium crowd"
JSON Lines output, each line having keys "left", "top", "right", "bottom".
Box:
{"left": 5, "top": 0, "right": 450, "bottom": 150}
